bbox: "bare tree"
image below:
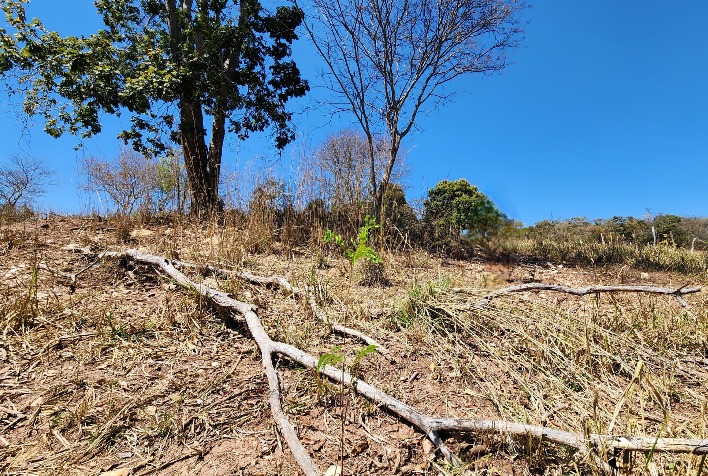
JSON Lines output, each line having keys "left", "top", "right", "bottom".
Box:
{"left": 83, "top": 148, "right": 159, "bottom": 215}
{"left": 300, "top": 129, "right": 408, "bottom": 233}
{"left": 306, "top": 130, "right": 405, "bottom": 209}
{"left": 300, "top": 0, "right": 525, "bottom": 214}
{"left": 0, "top": 154, "right": 53, "bottom": 209}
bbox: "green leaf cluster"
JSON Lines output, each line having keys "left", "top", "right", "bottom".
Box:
{"left": 316, "top": 345, "right": 344, "bottom": 372}
{"left": 324, "top": 215, "right": 382, "bottom": 275}
{"left": 0, "top": 0, "right": 308, "bottom": 154}
{"left": 316, "top": 344, "right": 377, "bottom": 378}
{"left": 424, "top": 179, "right": 503, "bottom": 239}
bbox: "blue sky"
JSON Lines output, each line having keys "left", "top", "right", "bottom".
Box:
{"left": 1, "top": 1, "right": 707, "bottom": 224}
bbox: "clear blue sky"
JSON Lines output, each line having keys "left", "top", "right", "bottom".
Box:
{"left": 1, "top": 1, "right": 707, "bottom": 224}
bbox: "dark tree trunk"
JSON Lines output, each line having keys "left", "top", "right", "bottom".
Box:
{"left": 180, "top": 100, "right": 218, "bottom": 218}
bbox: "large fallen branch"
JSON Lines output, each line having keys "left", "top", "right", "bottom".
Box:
{"left": 168, "top": 258, "right": 393, "bottom": 360}
{"left": 477, "top": 282, "right": 702, "bottom": 308}
{"left": 106, "top": 250, "right": 708, "bottom": 475}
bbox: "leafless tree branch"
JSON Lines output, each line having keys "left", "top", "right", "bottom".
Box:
{"left": 0, "top": 154, "right": 53, "bottom": 208}
{"left": 103, "top": 249, "right": 708, "bottom": 475}
{"left": 477, "top": 282, "right": 702, "bottom": 308}
{"left": 300, "top": 0, "right": 526, "bottom": 209}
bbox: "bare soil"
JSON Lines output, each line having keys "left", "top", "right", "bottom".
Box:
{"left": 1, "top": 216, "right": 706, "bottom": 475}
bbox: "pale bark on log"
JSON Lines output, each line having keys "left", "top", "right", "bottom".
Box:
{"left": 168, "top": 258, "right": 393, "bottom": 358}
{"left": 428, "top": 418, "right": 708, "bottom": 455}
{"left": 477, "top": 283, "right": 701, "bottom": 308}
{"left": 106, "top": 250, "right": 708, "bottom": 475}
{"left": 105, "top": 250, "right": 321, "bottom": 474}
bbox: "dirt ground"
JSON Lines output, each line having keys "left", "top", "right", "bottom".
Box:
{"left": 1, "top": 216, "right": 706, "bottom": 475}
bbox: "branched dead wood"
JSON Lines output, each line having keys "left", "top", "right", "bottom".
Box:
{"left": 39, "top": 252, "right": 105, "bottom": 292}
{"left": 428, "top": 419, "right": 708, "bottom": 455}
{"left": 101, "top": 249, "right": 708, "bottom": 475}
{"left": 306, "top": 291, "right": 395, "bottom": 363}
{"left": 168, "top": 258, "right": 393, "bottom": 359}
{"left": 477, "top": 282, "right": 702, "bottom": 308}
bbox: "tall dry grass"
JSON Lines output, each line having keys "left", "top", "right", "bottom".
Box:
{"left": 396, "top": 278, "right": 708, "bottom": 474}
{"left": 494, "top": 238, "right": 708, "bottom": 274}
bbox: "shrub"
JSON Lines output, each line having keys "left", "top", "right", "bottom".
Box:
{"left": 83, "top": 147, "right": 158, "bottom": 216}
{"left": 423, "top": 179, "right": 504, "bottom": 255}
{"left": 0, "top": 154, "right": 53, "bottom": 211}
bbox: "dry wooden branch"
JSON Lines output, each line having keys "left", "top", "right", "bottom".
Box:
{"left": 105, "top": 250, "right": 320, "bottom": 475}
{"left": 107, "top": 250, "right": 708, "bottom": 475}
{"left": 477, "top": 283, "right": 702, "bottom": 308}
{"left": 0, "top": 405, "right": 25, "bottom": 418}
{"left": 167, "top": 257, "right": 394, "bottom": 359}
{"left": 39, "top": 252, "right": 105, "bottom": 292}
{"left": 307, "top": 292, "right": 395, "bottom": 362}
{"left": 428, "top": 418, "right": 708, "bottom": 455}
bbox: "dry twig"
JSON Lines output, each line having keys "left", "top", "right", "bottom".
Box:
{"left": 169, "top": 257, "right": 393, "bottom": 359}
{"left": 105, "top": 249, "right": 708, "bottom": 475}
{"left": 477, "top": 282, "right": 701, "bottom": 308}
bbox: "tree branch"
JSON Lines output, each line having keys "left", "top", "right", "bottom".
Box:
{"left": 103, "top": 249, "right": 708, "bottom": 475}
{"left": 166, "top": 258, "right": 394, "bottom": 359}
{"left": 477, "top": 283, "right": 702, "bottom": 308}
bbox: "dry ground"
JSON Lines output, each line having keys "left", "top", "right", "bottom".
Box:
{"left": 1, "top": 216, "right": 707, "bottom": 475}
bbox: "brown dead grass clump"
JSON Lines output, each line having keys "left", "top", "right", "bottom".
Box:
{"left": 1, "top": 215, "right": 706, "bottom": 475}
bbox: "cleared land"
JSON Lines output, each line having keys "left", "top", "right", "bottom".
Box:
{"left": 1, "top": 216, "right": 707, "bottom": 475}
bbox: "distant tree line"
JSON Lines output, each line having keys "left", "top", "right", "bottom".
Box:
{"left": 526, "top": 215, "right": 708, "bottom": 252}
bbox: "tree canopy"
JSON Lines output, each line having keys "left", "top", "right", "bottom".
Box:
{"left": 0, "top": 0, "right": 308, "bottom": 216}
{"left": 424, "top": 179, "right": 503, "bottom": 239}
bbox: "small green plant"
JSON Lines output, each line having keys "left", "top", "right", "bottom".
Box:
{"left": 315, "top": 345, "right": 343, "bottom": 400}
{"left": 314, "top": 343, "right": 378, "bottom": 398}
{"left": 316, "top": 345, "right": 345, "bottom": 373}
{"left": 325, "top": 215, "right": 382, "bottom": 281}
{"left": 315, "top": 343, "right": 378, "bottom": 475}
{"left": 351, "top": 344, "right": 378, "bottom": 378}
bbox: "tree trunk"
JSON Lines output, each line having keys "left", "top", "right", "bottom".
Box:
{"left": 180, "top": 100, "right": 218, "bottom": 218}
{"left": 374, "top": 134, "right": 401, "bottom": 245}
{"left": 206, "top": 102, "right": 227, "bottom": 213}
{"left": 165, "top": 0, "right": 220, "bottom": 219}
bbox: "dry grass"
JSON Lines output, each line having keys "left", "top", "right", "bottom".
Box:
{"left": 396, "top": 278, "right": 708, "bottom": 472}
{"left": 497, "top": 238, "right": 708, "bottom": 274}
{"left": 1, "top": 215, "right": 706, "bottom": 475}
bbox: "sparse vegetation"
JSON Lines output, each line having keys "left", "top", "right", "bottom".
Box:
{"left": 0, "top": 154, "right": 53, "bottom": 213}
{"left": 1, "top": 214, "right": 706, "bottom": 475}
{"left": 496, "top": 216, "right": 708, "bottom": 273}
{"left": 1, "top": 2, "right": 707, "bottom": 473}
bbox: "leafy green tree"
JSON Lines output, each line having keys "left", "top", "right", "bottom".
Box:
{"left": 424, "top": 179, "right": 503, "bottom": 240}
{"left": 602, "top": 216, "right": 651, "bottom": 244}
{"left": 653, "top": 214, "right": 690, "bottom": 247}
{"left": 0, "top": 0, "right": 308, "bottom": 217}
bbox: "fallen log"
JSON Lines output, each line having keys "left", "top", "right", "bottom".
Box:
{"left": 105, "top": 249, "right": 708, "bottom": 475}
{"left": 477, "top": 282, "right": 701, "bottom": 308}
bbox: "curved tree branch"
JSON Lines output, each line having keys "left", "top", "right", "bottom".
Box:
{"left": 477, "top": 283, "right": 702, "bottom": 308}
{"left": 168, "top": 258, "right": 393, "bottom": 358}
{"left": 105, "top": 250, "right": 708, "bottom": 475}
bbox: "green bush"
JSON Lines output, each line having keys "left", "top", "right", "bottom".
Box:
{"left": 423, "top": 179, "right": 504, "bottom": 255}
